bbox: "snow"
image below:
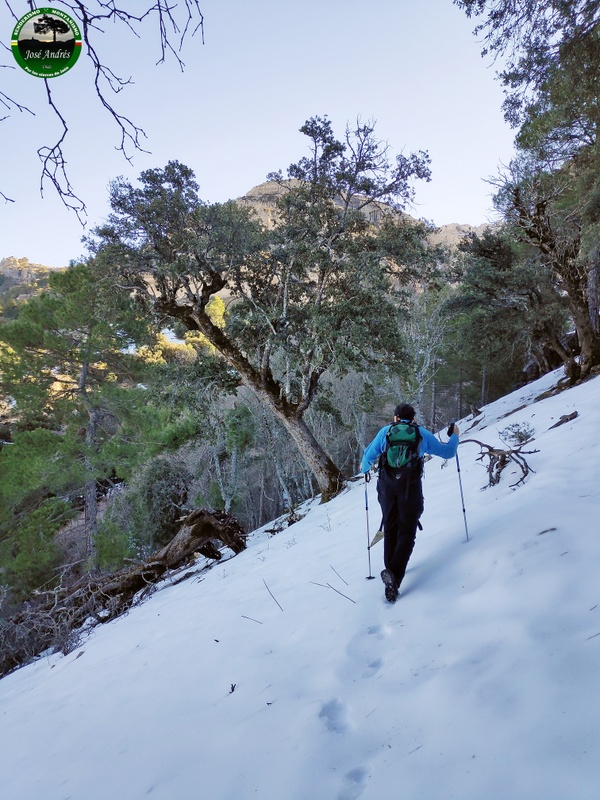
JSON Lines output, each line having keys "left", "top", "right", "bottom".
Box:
{"left": 2, "top": 368, "right": 600, "bottom": 800}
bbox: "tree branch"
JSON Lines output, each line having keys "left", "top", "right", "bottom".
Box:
{"left": 461, "top": 437, "right": 539, "bottom": 488}
{"left": 1, "top": 0, "right": 204, "bottom": 216}
{"left": 38, "top": 81, "right": 87, "bottom": 221}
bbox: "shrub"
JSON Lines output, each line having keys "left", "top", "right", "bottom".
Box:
{"left": 0, "top": 499, "right": 74, "bottom": 603}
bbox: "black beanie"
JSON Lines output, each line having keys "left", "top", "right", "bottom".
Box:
{"left": 394, "top": 403, "right": 415, "bottom": 421}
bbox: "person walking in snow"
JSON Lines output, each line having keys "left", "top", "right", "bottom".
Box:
{"left": 361, "top": 403, "right": 459, "bottom": 602}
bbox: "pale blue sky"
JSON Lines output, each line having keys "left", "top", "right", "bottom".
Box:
{"left": 1, "top": 0, "right": 515, "bottom": 267}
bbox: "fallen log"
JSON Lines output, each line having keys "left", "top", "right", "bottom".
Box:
{"left": 548, "top": 411, "right": 578, "bottom": 430}
{"left": 0, "top": 509, "right": 246, "bottom": 678}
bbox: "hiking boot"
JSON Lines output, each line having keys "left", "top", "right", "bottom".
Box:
{"left": 380, "top": 569, "right": 399, "bottom": 603}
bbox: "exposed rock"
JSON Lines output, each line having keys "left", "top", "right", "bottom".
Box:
{"left": 237, "top": 180, "right": 493, "bottom": 246}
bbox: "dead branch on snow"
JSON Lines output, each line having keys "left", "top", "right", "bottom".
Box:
{"left": 460, "top": 438, "right": 539, "bottom": 489}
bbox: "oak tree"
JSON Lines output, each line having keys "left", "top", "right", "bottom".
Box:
{"left": 90, "top": 118, "right": 434, "bottom": 499}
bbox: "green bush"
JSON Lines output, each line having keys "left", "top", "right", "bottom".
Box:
{"left": 94, "top": 518, "right": 135, "bottom": 572}
{"left": 0, "top": 499, "right": 74, "bottom": 602}
{"left": 97, "top": 456, "right": 194, "bottom": 558}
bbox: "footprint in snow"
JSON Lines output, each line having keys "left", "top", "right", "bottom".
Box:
{"left": 366, "top": 623, "right": 391, "bottom": 639}
{"left": 338, "top": 624, "right": 389, "bottom": 682}
{"left": 337, "top": 766, "right": 370, "bottom": 800}
{"left": 319, "top": 698, "right": 352, "bottom": 733}
{"left": 362, "top": 657, "right": 383, "bottom": 678}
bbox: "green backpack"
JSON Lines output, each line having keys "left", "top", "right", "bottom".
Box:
{"left": 384, "top": 421, "right": 422, "bottom": 470}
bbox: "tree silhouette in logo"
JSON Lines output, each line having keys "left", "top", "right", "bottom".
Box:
{"left": 33, "top": 15, "right": 70, "bottom": 42}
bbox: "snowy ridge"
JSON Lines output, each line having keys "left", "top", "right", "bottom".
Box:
{"left": 1, "top": 369, "right": 600, "bottom": 800}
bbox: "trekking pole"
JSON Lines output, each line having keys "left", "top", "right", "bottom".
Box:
{"left": 364, "top": 476, "right": 376, "bottom": 579}
{"left": 455, "top": 451, "right": 470, "bottom": 542}
{"left": 448, "top": 422, "right": 470, "bottom": 543}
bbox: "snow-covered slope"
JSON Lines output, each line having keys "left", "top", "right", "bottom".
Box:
{"left": 2, "top": 369, "right": 600, "bottom": 800}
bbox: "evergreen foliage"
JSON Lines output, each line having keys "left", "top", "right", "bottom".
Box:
{"left": 454, "top": 0, "right": 600, "bottom": 129}
{"left": 6, "top": 104, "right": 594, "bottom": 621}
{"left": 449, "top": 229, "right": 569, "bottom": 388}
{"left": 456, "top": 0, "right": 600, "bottom": 378}
{"left": 0, "top": 261, "right": 213, "bottom": 603}
{"left": 0, "top": 498, "right": 74, "bottom": 602}
{"left": 89, "top": 117, "right": 437, "bottom": 498}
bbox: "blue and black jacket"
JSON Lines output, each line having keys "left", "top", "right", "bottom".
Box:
{"left": 361, "top": 422, "right": 458, "bottom": 475}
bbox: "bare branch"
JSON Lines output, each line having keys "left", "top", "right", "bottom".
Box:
{"left": 461, "top": 437, "right": 539, "bottom": 488}
{"left": 36, "top": 81, "right": 87, "bottom": 220}
{"left": 0, "top": 87, "right": 35, "bottom": 117}
{"left": 1, "top": 0, "right": 204, "bottom": 216}
{"left": 0, "top": 507, "right": 243, "bottom": 678}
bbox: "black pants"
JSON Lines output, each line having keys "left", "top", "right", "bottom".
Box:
{"left": 377, "top": 466, "right": 424, "bottom": 587}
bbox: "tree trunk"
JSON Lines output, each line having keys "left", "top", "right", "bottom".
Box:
{"left": 430, "top": 377, "right": 437, "bottom": 431}
{"left": 159, "top": 301, "right": 345, "bottom": 501}
{"left": 457, "top": 365, "right": 464, "bottom": 420}
{"left": 79, "top": 357, "right": 98, "bottom": 563}
{"left": 513, "top": 188, "right": 600, "bottom": 380}
{"left": 84, "top": 409, "right": 98, "bottom": 566}
{"left": 554, "top": 268, "right": 600, "bottom": 376}
{"left": 562, "top": 281, "right": 600, "bottom": 380}
{"left": 588, "top": 249, "right": 599, "bottom": 335}
{"left": 551, "top": 263, "right": 590, "bottom": 380}
{"left": 258, "top": 469, "right": 266, "bottom": 526}
{"left": 539, "top": 322, "right": 574, "bottom": 373}
{"left": 480, "top": 363, "right": 488, "bottom": 407}
{"left": 264, "top": 421, "right": 294, "bottom": 511}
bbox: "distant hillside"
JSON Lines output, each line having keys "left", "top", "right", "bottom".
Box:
{"left": 1, "top": 195, "right": 492, "bottom": 302}
{"left": 238, "top": 181, "right": 493, "bottom": 246}
{"left": 0, "top": 190, "right": 490, "bottom": 288}
{"left": 428, "top": 221, "right": 491, "bottom": 248}
{"left": 0, "top": 256, "right": 52, "bottom": 282}
{"left": 0, "top": 257, "right": 55, "bottom": 318}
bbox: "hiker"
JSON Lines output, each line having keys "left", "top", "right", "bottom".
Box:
{"left": 361, "top": 403, "right": 459, "bottom": 602}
